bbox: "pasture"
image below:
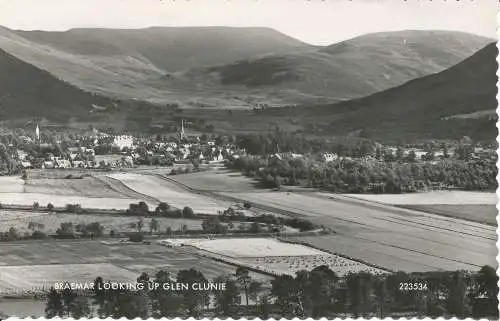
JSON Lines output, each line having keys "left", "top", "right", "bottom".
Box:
{"left": 219, "top": 191, "right": 497, "bottom": 272}
{"left": 24, "top": 177, "right": 127, "bottom": 198}
{"left": 107, "top": 173, "right": 234, "bottom": 214}
{"left": 0, "top": 177, "right": 24, "bottom": 193}
{"left": 169, "top": 170, "right": 259, "bottom": 192}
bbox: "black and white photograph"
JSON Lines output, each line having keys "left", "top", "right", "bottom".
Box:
{"left": 0, "top": 0, "right": 498, "bottom": 319}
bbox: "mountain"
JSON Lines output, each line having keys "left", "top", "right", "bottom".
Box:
{"left": 291, "top": 42, "right": 498, "bottom": 142}
{"left": 0, "top": 48, "right": 151, "bottom": 121}
{"left": 0, "top": 26, "right": 312, "bottom": 104}
{"left": 166, "top": 30, "right": 492, "bottom": 106}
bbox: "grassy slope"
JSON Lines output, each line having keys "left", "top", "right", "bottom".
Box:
{"left": 294, "top": 42, "right": 498, "bottom": 141}
{"left": 166, "top": 30, "right": 492, "bottom": 105}
{"left": 0, "top": 26, "right": 312, "bottom": 104}
{"left": 163, "top": 42, "right": 497, "bottom": 142}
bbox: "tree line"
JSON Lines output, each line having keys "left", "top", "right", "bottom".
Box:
{"left": 43, "top": 265, "right": 498, "bottom": 319}
{"left": 227, "top": 155, "right": 497, "bottom": 193}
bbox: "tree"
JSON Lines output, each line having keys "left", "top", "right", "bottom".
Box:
{"left": 150, "top": 270, "right": 182, "bottom": 317}
{"left": 61, "top": 286, "right": 76, "bottom": 316}
{"left": 70, "top": 296, "right": 92, "bottom": 319}
{"left": 7, "top": 227, "right": 19, "bottom": 241}
{"left": 137, "top": 217, "right": 144, "bottom": 233}
{"left": 149, "top": 218, "right": 160, "bottom": 233}
{"left": 236, "top": 267, "right": 252, "bottom": 306}
{"left": 33, "top": 202, "right": 40, "bottom": 210}
{"left": 47, "top": 203, "right": 54, "bottom": 211}
{"left": 248, "top": 222, "right": 262, "bottom": 234}
{"left": 258, "top": 295, "right": 271, "bottom": 319}
{"left": 56, "top": 222, "right": 74, "bottom": 236}
{"left": 182, "top": 206, "right": 194, "bottom": 218}
{"left": 176, "top": 269, "right": 209, "bottom": 317}
{"left": 45, "top": 287, "right": 64, "bottom": 318}
{"left": 213, "top": 275, "right": 240, "bottom": 316}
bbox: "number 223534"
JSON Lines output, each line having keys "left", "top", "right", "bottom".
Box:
{"left": 399, "top": 282, "right": 428, "bottom": 291}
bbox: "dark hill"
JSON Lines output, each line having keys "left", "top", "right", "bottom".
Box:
{"left": 0, "top": 48, "right": 148, "bottom": 121}
{"left": 295, "top": 42, "right": 498, "bottom": 142}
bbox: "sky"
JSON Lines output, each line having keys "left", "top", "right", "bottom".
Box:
{"left": 0, "top": 0, "right": 497, "bottom": 45}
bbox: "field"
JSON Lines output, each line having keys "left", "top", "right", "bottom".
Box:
{"left": 343, "top": 191, "right": 497, "bottom": 205}
{"left": 218, "top": 191, "right": 497, "bottom": 272}
{"left": 0, "top": 177, "right": 24, "bottom": 193}
{"left": 0, "top": 192, "right": 152, "bottom": 210}
{"left": 158, "top": 238, "right": 386, "bottom": 276}
{"left": 0, "top": 212, "right": 202, "bottom": 234}
{"left": 0, "top": 240, "right": 273, "bottom": 294}
{"left": 399, "top": 204, "right": 497, "bottom": 226}
{"left": 0, "top": 263, "right": 137, "bottom": 295}
{"left": 169, "top": 170, "right": 259, "bottom": 192}
{"left": 107, "top": 173, "right": 235, "bottom": 214}
{"left": 24, "top": 177, "right": 127, "bottom": 198}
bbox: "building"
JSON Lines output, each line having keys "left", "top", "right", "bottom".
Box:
{"left": 113, "top": 135, "right": 134, "bottom": 150}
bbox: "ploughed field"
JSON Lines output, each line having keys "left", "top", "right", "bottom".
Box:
{"left": 158, "top": 238, "right": 386, "bottom": 277}
{"left": 217, "top": 191, "right": 497, "bottom": 272}
{"left": 0, "top": 240, "right": 272, "bottom": 295}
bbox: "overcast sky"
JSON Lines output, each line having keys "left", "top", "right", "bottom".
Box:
{"left": 0, "top": 0, "right": 497, "bottom": 45}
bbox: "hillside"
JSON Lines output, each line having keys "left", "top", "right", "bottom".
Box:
{"left": 0, "top": 26, "right": 312, "bottom": 104}
{"left": 166, "top": 30, "right": 492, "bottom": 106}
{"left": 292, "top": 42, "right": 498, "bottom": 142}
{"left": 0, "top": 48, "right": 151, "bottom": 121}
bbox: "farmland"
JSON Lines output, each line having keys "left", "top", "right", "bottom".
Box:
{"left": 107, "top": 173, "right": 236, "bottom": 214}
{"left": 217, "top": 191, "right": 497, "bottom": 272}
{"left": 0, "top": 240, "right": 273, "bottom": 294}
{"left": 168, "top": 170, "right": 259, "bottom": 192}
{"left": 0, "top": 212, "right": 202, "bottom": 234}
{"left": 0, "top": 263, "right": 137, "bottom": 295}
{"left": 0, "top": 192, "right": 152, "bottom": 210}
{"left": 158, "top": 238, "right": 387, "bottom": 277}
{"left": 344, "top": 191, "right": 497, "bottom": 205}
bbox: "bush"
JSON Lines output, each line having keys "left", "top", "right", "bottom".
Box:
{"left": 128, "top": 233, "right": 144, "bottom": 242}
{"left": 31, "top": 231, "right": 48, "bottom": 239}
{"left": 182, "top": 206, "right": 194, "bottom": 218}
{"left": 243, "top": 202, "right": 252, "bottom": 209}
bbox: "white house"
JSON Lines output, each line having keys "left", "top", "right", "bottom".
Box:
{"left": 113, "top": 135, "right": 134, "bottom": 150}
{"left": 322, "top": 153, "right": 338, "bottom": 162}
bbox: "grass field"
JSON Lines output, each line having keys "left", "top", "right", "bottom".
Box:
{"left": 0, "top": 192, "right": 152, "bottom": 210}
{"left": 0, "top": 177, "right": 24, "bottom": 193}
{"left": 169, "top": 170, "right": 259, "bottom": 192}
{"left": 0, "top": 240, "right": 272, "bottom": 293}
{"left": 0, "top": 212, "right": 203, "bottom": 234}
{"left": 218, "top": 191, "right": 497, "bottom": 272}
{"left": 24, "top": 177, "right": 127, "bottom": 198}
{"left": 343, "top": 191, "right": 497, "bottom": 205}
{"left": 0, "top": 263, "right": 137, "bottom": 295}
{"left": 397, "top": 204, "right": 497, "bottom": 226}
{"left": 107, "top": 173, "right": 234, "bottom": 214}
